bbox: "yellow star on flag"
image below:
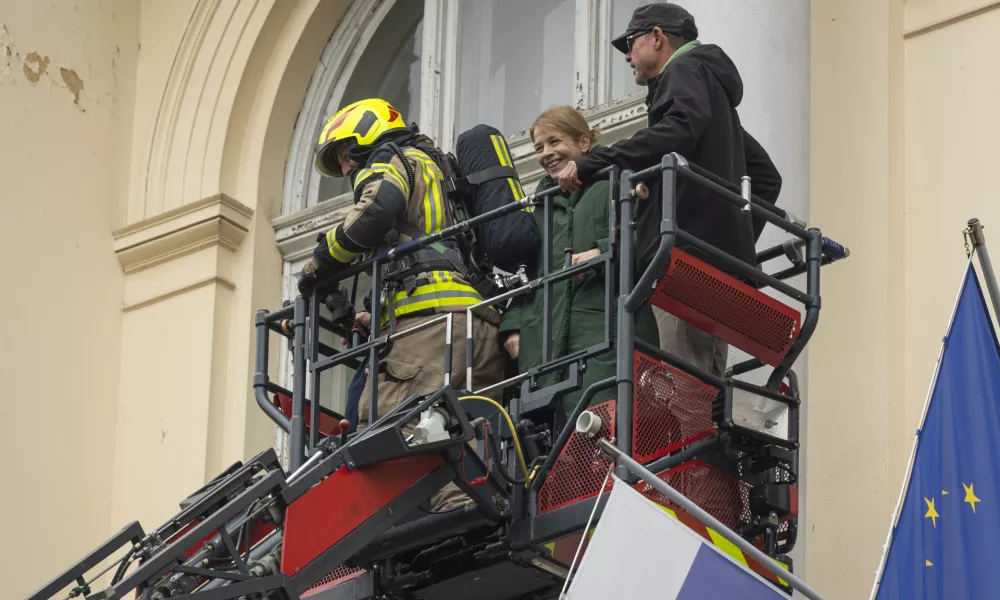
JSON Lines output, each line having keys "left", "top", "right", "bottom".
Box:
{"left": 924, "top": 497, "right": 939, "bottom": 527}
{"left": 926, "top": 559, "right": 933, "bottom": 567}
{"left": 963, "top": 482, "right": 981, "bottom": 513}
{"left": 942, "top": 490, "right": 949, "bottom": 495}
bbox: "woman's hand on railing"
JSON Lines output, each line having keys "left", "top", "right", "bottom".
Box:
{"left": 504, "top": 333, "right": 520, "bottom": 359}
{"left": 571, "top": 248, "right": 601, "bottom": 280}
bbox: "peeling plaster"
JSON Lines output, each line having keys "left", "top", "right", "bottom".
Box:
{"left": 60, "top": 67, "right": 84, "bottom": 105}
{"left": 22, "top": 51, "right": 48, "bottom": 83}
{"left": 0, "top": 22, "right": 90, "bottom": 111}
{"left": 0, "top": 23, "right": 12, "bottom": 83}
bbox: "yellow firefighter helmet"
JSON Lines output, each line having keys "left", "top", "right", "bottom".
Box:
{"left": 315, "top": 98, "right": 407, "bottom": 176}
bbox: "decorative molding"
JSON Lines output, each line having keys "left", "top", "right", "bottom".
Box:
{"left": 904, "top": 1, "right": 1000, "bottom": 39}
{"left": 122, "top": 276, "right": 236, "bottom": 313}
{"left": 114, "top": 194, "right": 254, "bottom": 274}
{"left": 272, "top": 193, "right": 353, "bottom": 261}
{"left": 506, "top": 92, "right": 647, "bottom": 164}
{"left": 141, "top": 0, "right": 224, "bottom": 218}
{"left": 137, "top": 0, "right": 271, "bottom": 220}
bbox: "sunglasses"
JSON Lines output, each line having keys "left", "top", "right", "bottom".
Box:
{"left": 625, "top": 30, "right": 652, "bottom": 53}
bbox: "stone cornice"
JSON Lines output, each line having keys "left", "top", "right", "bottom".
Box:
{"left": 114, "top": 194, "right": 254, "bottom": 274}
{"left": 272, "top": 193, "right": 353, "bottom": 262}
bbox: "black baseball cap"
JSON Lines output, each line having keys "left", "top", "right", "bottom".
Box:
{"left": 611, "top": 3, "right": 698, "bottom": 54}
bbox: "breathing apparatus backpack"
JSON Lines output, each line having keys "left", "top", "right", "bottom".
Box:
{"left": 378, "top": 125, "right": 538, "bottom": 310}
{"left": 422, "top": 124, "right": 540, "bottom": 275}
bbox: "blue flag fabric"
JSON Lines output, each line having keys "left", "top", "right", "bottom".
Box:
{"left": 875, "top": 266, "right": 1000, "bottom": 599}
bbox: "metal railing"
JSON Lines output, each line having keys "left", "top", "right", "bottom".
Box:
{"left": 249, "top": 150, "right": 849, "bottom": 582}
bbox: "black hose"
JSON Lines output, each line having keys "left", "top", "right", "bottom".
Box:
{"left": 486, "top": 427, "right": 525, "bottom": 486}
{"left": 110, "top": 546, "right": 136, "bottom": 585}
{"left": 386, "top": 142, "right": 415, "bottom": 194}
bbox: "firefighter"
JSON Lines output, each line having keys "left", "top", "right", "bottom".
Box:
{"left": 297, "top": 98, "right": 505, "bottom": 511}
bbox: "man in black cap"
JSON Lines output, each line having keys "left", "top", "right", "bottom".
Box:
{"left": 555, "top": 2, "right": 782, "bottom": 378}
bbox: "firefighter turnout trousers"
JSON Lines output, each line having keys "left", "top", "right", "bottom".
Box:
{"left": 357, "top": 312, "right": 505, "bottom": 512}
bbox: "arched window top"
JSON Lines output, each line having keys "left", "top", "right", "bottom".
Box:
{"left": 281, "top": 0, "right": 660, "bottom": 220}
{"left": 283, "top": 0, "right": 423, "bottom": 215}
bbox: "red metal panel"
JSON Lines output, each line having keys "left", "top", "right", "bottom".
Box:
{"left": 274, "top": 393, "right": 343, "bottom": 438}
{"left": 538, "top": 400, "right": 616, "bottom": 514}
{"left": 281, "top": 454, "right": 443, "bottom": 575}
{"left": 633, "top": 351, "right": 720, "bottom": 464}
{"left": 633, "top": 460, "right": 752, "bottom": 532}
{"left": 650, "top": 249, "right": 801, "bottom": 366}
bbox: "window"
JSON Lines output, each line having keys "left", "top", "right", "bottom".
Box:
{"left": 317, "top": 1, "right": 424, "bottom": 203}
{"left": 454, "top": 0, "right": 576, "bottom": 137}
{"left": 609, "top": 0, "right": 646, "bottom": 100}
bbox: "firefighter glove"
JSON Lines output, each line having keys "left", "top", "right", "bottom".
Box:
{"left": 297, "top": 258, "right": 324, "bottom": 297}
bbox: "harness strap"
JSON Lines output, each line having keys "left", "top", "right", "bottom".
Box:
{"left": 465, "top": 165, "right": 518, "bottom": 185}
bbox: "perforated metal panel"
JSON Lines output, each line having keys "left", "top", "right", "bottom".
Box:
{"left": 651, "top": 249, "right": 801, "bottom": 366}
{"left": 538, "top": 400, "right": 616, "bottom": 515}
{"left": 305, "top": 565, "right": 367, "bottom": 596}
{"left": 633, "top": 351, "right": 720, "bottom": 464}
{"left": 635, "top": 460, "right": 752, "bottom": 532}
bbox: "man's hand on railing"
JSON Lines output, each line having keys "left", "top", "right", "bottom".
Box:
{"left": 504, "top": 333, "right": 520, "bottom": 359}
{"left": 340, "top": 312, "right": 371, "bottom": 347}
{"left": 556, "top": 160, "right": 582, "bottom": 193}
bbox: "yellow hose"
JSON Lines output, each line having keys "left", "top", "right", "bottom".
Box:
{"left": 458, "top": 395, "right": 529, "bottom": 483}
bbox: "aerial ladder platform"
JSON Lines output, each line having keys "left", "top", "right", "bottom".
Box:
{"left": 28, "top": 154, "right": 848, "bottom": 600}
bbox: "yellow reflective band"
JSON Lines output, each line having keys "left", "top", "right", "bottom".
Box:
{"left": 352, "top": 169, "right": 379, "bottom": 190}
{"left": 422, "top": 167, "right": 434, "bottom": 233}
{"left": 491, "top": 135, "right": 524, "bottom": 201}
{"left": 394, "top": 295, "right": 480, "bottom": 316}
{"left": 326, "top": 229, "right": 359, "bottom": 264}
{"left": 431, "top": 169, "right": 443, "bottom": 231}
{"left": 373, "top": 166, "right": 409, "bottom": 195}
{"left": 498, "top": 135, "right": 515, "bottom": 167}
{"left": 391, "top": 281, "right": 481, "bottom": 304}
{"left": 657, "top": 504, "right": 679, "bottom": 520}
{"left": 707, "top": 529, "right": 749, "bottom": 568}
{"left": 490, "top": 135, "right": 509, "bottom": 167}
{"left": 402, "top": 150, "right": 448, "bottom": 230}
{"left": 354, "top": 164, "right": 409, "bottom": 197}
{"left": 382, "top": 281, "right": 484, "bottom": 322}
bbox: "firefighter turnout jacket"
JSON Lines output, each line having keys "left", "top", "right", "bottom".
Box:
{"left": 310, "top": 135, "right": 501, "bottom": 326}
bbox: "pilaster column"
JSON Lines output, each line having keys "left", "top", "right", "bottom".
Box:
{"left": 109, "top": 194, "right": 254, "bottom": 526}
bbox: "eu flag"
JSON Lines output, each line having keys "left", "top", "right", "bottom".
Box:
{"left": 874, "top": 266, "right": 1000, "bottom": 599}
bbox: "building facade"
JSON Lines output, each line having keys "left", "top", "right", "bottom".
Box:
{"left": 2, "top": 1, "right": 998, "bottom": 598}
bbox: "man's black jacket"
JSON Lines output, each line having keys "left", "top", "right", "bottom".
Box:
{"left": 575, "top": 43, "right": 782, "bottom": 274}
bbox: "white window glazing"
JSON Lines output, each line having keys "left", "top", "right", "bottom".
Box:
{"left": 453, "top": 0, "right": 576, "bottom": 138}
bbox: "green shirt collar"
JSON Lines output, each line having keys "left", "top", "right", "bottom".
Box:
{"left": 660, "top": 39, "right": 702, "bottom": 73}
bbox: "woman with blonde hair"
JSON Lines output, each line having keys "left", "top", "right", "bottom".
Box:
{"left": 499, "top": 106, "right": 659, "bottom": 417}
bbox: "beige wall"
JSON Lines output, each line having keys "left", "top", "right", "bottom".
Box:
{"left": 0, "top": 1, "right": 139, "bottom": 597}
{"left": 808, "top": 0, "right": 1000, "bottom": 597}
{"left": 808, "top": 1, "right": 905, "bottom": 595}
{"left": 903, "top": 3, "right": 1000, "bottom": 427}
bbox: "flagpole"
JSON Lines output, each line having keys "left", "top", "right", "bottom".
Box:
{"left": 868, "top": 252, "right": 975, "bottom": 600}
{"left": 967, "top": 218, "right": 1000, "bottom": 322}
{"left": 593, "top": 438, "right": 826, "bottom": 600}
